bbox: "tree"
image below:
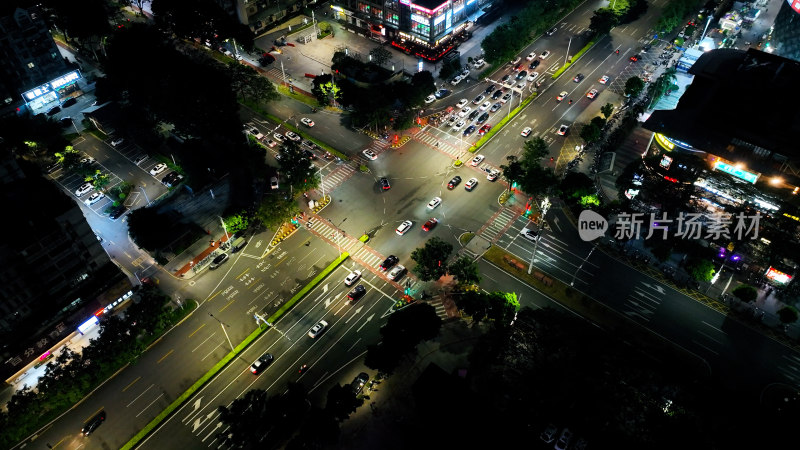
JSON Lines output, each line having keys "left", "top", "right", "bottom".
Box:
{"left": 778, "top": 306, "right": 799, "bottom": 324}
{"left": 127, "top": 207, "right": 171, "bottom": 250}
{"left": 686, "top": 258, "right": 715, "bottom": 282}
{"left": 311, "top": 74, "right": 334, "bottom": 105}
{"left": 580, "top": 122, "right": 602, "bottom": 144}
{"left": 500, "top": 155, "right": 525, "bottom": 192}
{"left": 223, "top": 212, "right": 250, "bottom": 234}
{"left": 325, "top": 384, "right": 363, "bottom": 422}
{"left": 601, "top": 102, "right": 615, "bottom": 119}
{"left": 411, "top": 237, "right": 453, "bottom": 281}
{"left": 450, "top": 256, "right": 481, "bottom": 286}
{"left": 520, "top": 165, "right": 558, "bottom": 197}
{"left": 255, "top": 194, "right": 298, "bottom": 230}
{"left": 624, "top": 76, "right": 646, "bottom": 98}
{"left": 589, "top": 8, "right": 620, "bottom": 35}
{"left": 439, "top": 58, "right": 461, "bottom": 80}
{"left": 454, "top": 290, "right": 490, "bottom": 322}
{"left": 278, "top": 141, "right": 319, "bottom": 192}
{"left": 365, "top": 303, "right": 442, "bottom": 373}
{"left": 86, "top": 170, "right": 111, "bottom": 191}
{"left": 522, "top": 137, "right": 549, "bottom": 168}
{"left": 54, "top": 146, "right": 81, "bottom": 171}
{"left": 228, "top": 62, "right": 279, "bottom": 103}
{"left": 732, "top": 284, "right": 758, "bottom": 303}
{"left": 369, "top": 46, "right": 392, "bottom": 66}
{"left": 649, "top": 67, "right": 678, "bottom": 108}
{"left": 487, "top": 292, "right": 520, "bottom": 326}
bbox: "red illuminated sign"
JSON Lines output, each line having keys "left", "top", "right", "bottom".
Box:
{"left": 766, "top": 267, "right": 793, "bottom": 284}
{"left": 788, "top": 0, "right": 800, "bottom": 15}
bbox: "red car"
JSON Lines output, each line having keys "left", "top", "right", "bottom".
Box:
{"left": 630, "top": 54, "right": 640, "bottom": 62}
{"left": 422, "top": 218, "right": 438, "bottom": 231}
{"left": 478, "top": 124, "right": 492, "bottom": 136}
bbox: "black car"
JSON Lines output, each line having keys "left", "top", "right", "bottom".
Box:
{"left": 58, "top": 117, "right": 73, "bottom": 128}
{"left": 516, "top": 70, "right": 528, "bottom": 80}
{"left": 447, "top": 176, "right": 462, "bottom": 189}
{"left": 46, "top": 106, "right": 61, "bottom": 116}
{"left": 209, "top": 253, "right": 229, "bottom": 269}
{"left": 573, "top": 73, "right": 584, "bottom": 82}
{"left": 250, "top": 353, "right": 274, "bottom": 374}
{"left": 109, "top": 205, "right": 127, "bottom": 221}
{"left": 380, "top": 255, "right": 399, "bottom": 271}
{"left": 380, "top": 177, "right": 391, "bottom": 190}
{"left": 529, "top": 60, "right": 540, "bottom": 69}
{"left": 434, "top": 88, "right": 451, "bottom": 99}
{"left": 476, "top": 112, "right": 490, "bottom": 124}
{"left": 485, "top": 84, "right": 497, "bottom": 94}
{"left": 491, "top": 89, "right": 504, "bottom": 100}
{"left": 501, "top": 74, "right": 511, "bottom": 82}
{"left": 351, "top": 372, "right": 369, "bottom": 395}
{"left": 347, "top": 284, "right": 367, "bottom": 301}
{"left": 468, "top": 110, "right": 480, "bottom": 120}
{"left": 82, "top": 410, "right": 106, "bottom": 436}
{"left": 463, "top": 125, "right": 477, "bottom": 136}
{"left": 162, "top": 171, "right": 184, "bottom": 187}
{"left": 62, "top": 97, "right": 78, "bottom": 107}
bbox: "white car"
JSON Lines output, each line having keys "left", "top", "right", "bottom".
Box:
{"left": 110, "top": 137, "right": 124, "bottom": 147}
{"left": 557, "top": 91, "right": 568, "bottom": 101}
{"left": 487, "top": 169, "right": 500, "bottom": 181}
{"left": 264, "top": 139, "right": 278, "bottom": 148}
{"left": 586, "top": 89, "right": 598, "bottom": 99}
{"left": 74, "top": 182, "right": 93, "bottom": 197}
{"left": 149, "top": 163, "right": 167, "bottom": 176}
{"left": 452, "top": 120, "right": 466, "bottom": 131}
{"left": 84, "top": 192, "right": 105, "bottom": 206}
{"left": 527, "top": 72, "right": 540, "bottom": 82}
{"left": 450, "top": 75, "right": 463, "bottom": 86}
{"left": 307, "top": 320, "right": 329, "bottom": 338}
{"left": 396, "top": 220, "right": 413, "bottom": 235}
{"left": 285, "top": 131, "right": 301, "bottom": 141}
{"left": 273, "top": 133, "right": 286, "bottom": 143}
{"left": 470, "top": 154, "right": 485, "bottom": 166}
{"left": 464, "top": 178, "right": 478, "bottom": 191}
{"left": 516, "top": 82, "right": 527, "bottom": 90}
{"left": 80, "top": 156, "right": 96, "bottom": 165}
{"left": 599, "top": 75, "right": 610, "bottom": 84}
{"left": 456, "top": 98, "right": 469, "bottom": 108}
{"left": 540, "top": 50, "right": 551, "bottom": 59}
{"left": 501, "top": 93, "right": 512, "bottom": 103}
{"left": 479, "top": 101, "right": 491, "bottom": 111}
{"left": 557, "top": 124, "right": 569, "bottom": 135}
{"left": 510, "top": 57, "right": 521, "bottom": 65}
{"left": 424, "top": 95, "right": 436, "bottom": 104}
{"left": 245, "top": 127, "right": 264, "bottom": 140}
{"left": 344, "top": 270, "right": 362, "bottom": 286}
{"left": 526, "top": 52, "right": 536, "bottom": 61}
{"left": 461, "top": 68, "right": 470, "bottom": 78}
{"left": 472, "top": 58, "right": 486, "bottom": 69}
{"left": 521, "top": 127, "right": 532, "bottom": 137}
{"left": 301, "top": 117, "right": 315, "bottom": 127}
{"left": 458, "top": 107, "right": 472, "bottom": 118}
{"left": 427, "top": 197, "right": 442, "bottom": 209}
{"left": 270, "top": 176, "right": 279, "bottom": 189}
{"left": 362, "top": 149, "right": 378, "bottom": 160}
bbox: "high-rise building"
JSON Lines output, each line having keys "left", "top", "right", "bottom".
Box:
{"left": 769, "top": 0, "right": 800, "bottom": 62}
{"left": 217, "top": 0, "right": 318, "bottom": 34}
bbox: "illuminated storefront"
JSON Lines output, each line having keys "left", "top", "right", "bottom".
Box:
{"left": 21, "top": 70, "right": 82, "bottom": 112}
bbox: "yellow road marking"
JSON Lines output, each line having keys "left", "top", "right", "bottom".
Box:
{"left": 207, "top": 290, "right": 222, "bottom": 302}
{"left": 274, "top": 255, "right": 288, "bottom": 267}
{"left": 188, "top": 323, "right": 206, "bottom": 338}
{"left": 248, "top": 278, "right": 262, "bottom": 289}
{"left": 52, "top": 437, "right": 66, "bottom": 448}
{"left": 122, "top": 376, "right": 141, "bottom": 392}
{"left": 236, "top": 267, "right": 250, "bottom": 278}
{"left": 84, "top": 407, "right": 104, "bottom": 422}
{"left": 219, "top": 298, "right": 236, "bottom": 312}
{"left": 157, "top": 349, "right": 174, "bottom": 364}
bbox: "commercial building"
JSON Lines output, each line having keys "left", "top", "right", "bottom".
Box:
{"left": 219, "top": 0, "right": 319, "bottom": 34}
{"left": 769, "top": 0, "right": 800, "bottom": 62}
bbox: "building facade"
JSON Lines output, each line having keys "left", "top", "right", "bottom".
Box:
{"left": 769, "top": 0, "right": 800, "bottom": 62}
{"left": 218, "top": 0, "right": 319, "bottom": 34}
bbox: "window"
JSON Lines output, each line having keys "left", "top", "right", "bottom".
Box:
{"left": 27, "top": 62, "right": 34, "bottom": 69}
{"left": 358, "top": 2, "right": 370, "bottom": 13}
{"left": 387, "top": 13, "right": 399, "bottom": 25}
{"left": 373, "top": 7, "right": 382, "bottom": 18}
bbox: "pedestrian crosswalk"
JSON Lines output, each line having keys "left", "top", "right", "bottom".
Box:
{"left": 415, "top": 130, "right": 463, "bottom": 159}
{"left": 478, "top": 208, "right": 518, "bottom": 242}
{"left": 318, "top": 162, "right": 355, "bottom": 195}
{"left": 426, "top": 296, "right": 449, "bottom": 319}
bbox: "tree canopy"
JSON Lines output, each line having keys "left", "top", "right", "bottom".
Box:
{"left": 410, "top": 237, "right": 453, "bottom": 281}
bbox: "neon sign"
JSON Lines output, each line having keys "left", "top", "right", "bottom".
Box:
{"left": 766, "top": 267, "right": 793, "bottom": 285}
{"left": 713, "top": 161, "right": 759, "bottom": 184}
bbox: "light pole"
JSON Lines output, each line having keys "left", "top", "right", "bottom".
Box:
{"left": 219, "top": 216, "right": 230, "bottom": 243}
{"left": 317, "top": 166, "right": 326, "bottom": 200}
{"left": 280, "top": 61, "right": 288, "bottom": 87}
{"left": 528, "top": 197, "right": 551, "bottom": 274}
{"left": 571, "top": 243, "right": 597, "bottom": 286}
{"left": 208, "top": 313, "right": 235, "bottom": 352}
{"left": 565, "top": 36, "right": 572, "bottom": 66}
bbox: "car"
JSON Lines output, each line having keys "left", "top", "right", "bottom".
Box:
{"left": 485, "top": 84, "right": 497, "bottom": 94}
{"left": 80, "top": 156, "right": 95, "bottom": 165}
{"left": 264, "top": 139, "right": 278, "bottom": 148}
{"left": 461, "top": 68, "right": 470, "bottom": 78}
{"left": 245, "top": 127, "right": 264, "bottom": 140}
{"left": 586, "top": 88, "right": 598, "bottom": 99}
{"left": 599, "top": 75, "right": 610, "bottom": 84}
{"left": 472, "top": 58, "right": 486, "bottom": 69}
{"left": 348, "top": 284, "right": 367, "bottom": 301}
{"left": 162, "top": 172, "right": 184, "bottom": 187}
{"left": 513, "top": 63, "right": 523, "bottom": 71}
{"left": 555, "top": 428, "right": 573, "bottom": 450}
{"left": 501, "top": 74, "right": 511, "bottom": 83}
{"left": 285, "top": 131, "right": 301, "bottom": 141}
{"left": 250, "top": 353, "right": 274, "bottom": 374}
{"left": 447, "top": 175, "right": 462, "bottom": 189}
{"left": 434, "top": 88, "right": 451, "bottom": 98}
{"left": 463, "top": 125, "right": 476, "bottom": 136}
{"left": 478, "top": 124, "right": 492, "bottom": 135}
{"left": 547, "top": 27, "right": 558, "bottom": 36}
{"left": 380, "top": 177, "right": 391, "bottom": 190}
{"left": 75, "top": 182, "right": 93, "bottom": 197}
{"left": 474, "top": 112, "right": 488, "bottom": 124}
{"left": 503, "top": 78, "right": 515, "bottom": 88}
{"left": 468, "top": 110, "right": 480, "bottom": 120}
{"left": 526, "top": 52, "right": 536, "bottom": 61}
{"left": 487, "top": 169, "right": 500, "bottom": 181}
{"left": 270, "top": 176, "right": 279, "bottom": 190}
{"left": 529, "top": 60, "right": 540, "bottom": 69}
{"left": 380, "top": 255, "right": 399, "bottom": 271}
{"left": 501, "top": 93, "right": 512, "bottom": 103}
{"left": 450, "top": 75, "right": 463, "bottom": 85}
{"left": 307, "top": 320, "right": 328, "bottom": 338}
{"left": 344, "top": 270, "right": 362, "bottom": 286}
{"left": 422, "top": 218, "right": 438, "bottom": 231}
{"left": 209, "top": 253, "right": 229, "bottom": 269}
{"left": 58, "top": 117, "right": 73, "bottom": 128}
{"left": 540, "top": 424, "right": 558, "bottom": 443}
{"left": 110, "top": 137, "right": 124, "bottom": 147}
{"left": 521, "top": 127, "right": 532, "bottom": 137}
{"left": 351, "top": 372, "right": 369, "bottom": 395}
{"left": 573, "top": 73, "right": 584, "bottom": 82}
{"left": 133, "top": 154, "right": 148, "bottom": 165}
{"left": 362, "top": 149, "right": 378, "bottom": 160}
{"left": 516, "top": 70, "right": 528, "bottom": 80}
{"left": 472, "top": 94, "right": 485, "bottom": 104}
{"left": 557, "top": 124, "right": 569, "bottom": 135}
{"left": 556, "top": 91, "right": 568, "bottom": 101}
{"left": 427, "top": 197, "right": 442, "bottom": 209}
{"left": 510, "top": 56, "right": 521, "bottom": 65}
{"left": 396, "top": 220, "right": 412, "bottom": 235}
{"left": 273, "top": 133, "right": 286, "bottom": 143}
{"left": 540, "top": 50, "right": 551, "bottom": 59}
{"left": 62, "top": 97, "right": 77, "bottom": 108}
{"left": 527, "top": 72, "right": 540, "bottom": 82}
{"left": 490, "top": 102, "right": 502, "bottom": 112}
{"left": 301, "top": 140, "right": 318, "bottom": 151}
{"left": 470, "top": 155, "right": 485, "bottom": 166}
{"left": 479, "top": 101, "right": 491, "bottom": 111}
{"left": 108, "top": 205, "right": 127, "bottom": 220}
{"left": 424, "top": 95, "right": 436, "bottom": 104}
{"left": 456, "top": 98, "right": 469, "bottom": 108}
{"left": 82, "top": 410, "right": 106, "bottom": 436}
{"left": 458, "top": 106, "right": 472, "bottom": 118}
{"left": 301, "top": 117, "right": 315, "bottom": 127}
{"left": 491, "top": 89, "right": 504, "bottom": 100}
{"left": 84, "top": 192, "right": 105, "bottom": 206}
{"left": 464, "top": 177, "right": 478, "bottom": 191}
{"left": 520, "top": 227, "right": 540, "bottom": 242}
{"left": 447, "top": 115, "right": 458, "bottom": 126}
{"left": 46, "top": 106, "right": 61, "bottom": 116}
{"left": 388, "top": 264, "right": 407, "bottom": 281}
{"left": 452, "top": 120, "right": 466, "bottom": 131}
{"left": 150, "top": 163, "right": 167, "bottom": 176}
{"left": 630, "top": 54, "right": 640, "bottom": 62}
{"left": 516, "top": 82, "right": 527, "bottom": 90}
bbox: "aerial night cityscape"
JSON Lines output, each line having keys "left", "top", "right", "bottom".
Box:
{"left": 2, "top": 0, "right": 800, "bottom": 448}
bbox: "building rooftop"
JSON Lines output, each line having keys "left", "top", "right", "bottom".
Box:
{"left": 410, "top": 0, "right": 448, "bottom": 13}
{"left": 645, "top": 49, "right": 800, "bottom": 160}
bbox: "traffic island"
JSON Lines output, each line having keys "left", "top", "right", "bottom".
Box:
{"left": 390, "top": 135, "right": 411, "bottom": 148}
{"left": 270, "top": 222, "right": 299, "bottom": 247}
{"left": 312, "top": 194, "right": 331, "bottom": 213}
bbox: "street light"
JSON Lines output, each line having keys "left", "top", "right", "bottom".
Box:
{"left": 528, "top": 197, "right": 551, "bottom": 274}
{"left": 208, "top": 313, "right": 235, "bottom": 352}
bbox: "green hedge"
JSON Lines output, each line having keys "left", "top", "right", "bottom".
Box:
{"left": 551, "top": 39, "right": 599, "bottom": 79}
{"left": 122, "top": 254, "right": 349, "bottom": 450}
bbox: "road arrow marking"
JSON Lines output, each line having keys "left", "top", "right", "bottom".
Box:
{"left": 357, "top": 313, "right": 374, "bottom": 332}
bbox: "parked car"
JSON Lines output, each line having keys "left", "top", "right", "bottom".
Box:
{"left": 84, "top": 192, "right": 105, "bottom": 206}
{"left": 472, "top": 94, "right": 485, "bottom": 104}
{"left": 209, "top": 253, "right": 229, "bottom": 269}
{"left": 425, "top": 95, "right": 436, "bottom": 104}
{"left": 350, "top": 372, "right": 369, "bottom": 395}
{"left": 110, "top": 137, "right": 125, "bottom": 147}
{"left": 62, "top": 97, "right": 78, "bottom": 107}
{"left": 75, "top": 182, "right": 93, "bottom": 197}
{"left": 476, "top": 112, "right": 490, "bottom": 124}
{"left": 270, "top": 176, "right": 279, "bottom": 190}
{"left": 463, "top": 125, "right": 477, "bottom": 136}
{"left": 109, "top": 205, "right": 127, "bottom": 220}
{"left": 149, "top": 163, "right": 167, "bottom": 176}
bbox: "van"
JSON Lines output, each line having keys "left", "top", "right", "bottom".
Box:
{"left": 231, "top": 237, "right": 247, "bottom": 253}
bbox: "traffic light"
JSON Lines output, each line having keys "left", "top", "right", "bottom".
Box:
{"left": 511, "top": 182, "right": 517, "bottom": 191}
{"left": 291, "top": 216, "right": 299, "bottom": 225}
